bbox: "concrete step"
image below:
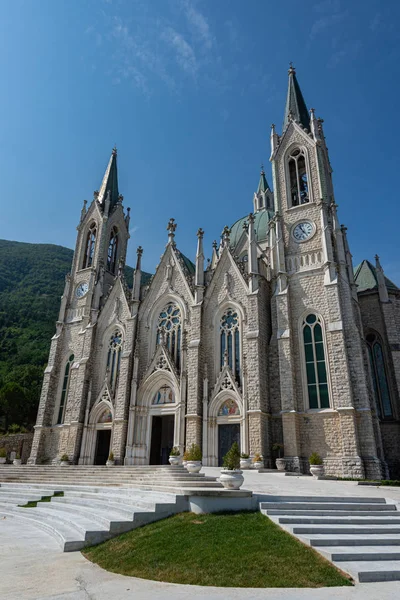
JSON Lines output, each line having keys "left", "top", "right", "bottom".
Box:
{"left": 28, "top": 505, "right": 111, "bottom": 545}
{"left": 0, "top": 476, "right": 222, "bottom": 489}
{"left": 42, "top": 500, "right": 139, "bottom": 532}
{"left": 64, "top": 488, "right": 176, "bottom": 503}
{"left": 318, "top": 546, "right": 400, "bottom": 562}
{"left": 52, "top": 496, "right": 166, "bottom": 518}
{"left": 261, "top": 502, "right": 395, "bottom": 511}
{"left": 339, "top": 561, "right": 400, "bottom": 583}
{"left": 293, "top": 527, "right": 400, "bottom": 535}
{"left": 278, "top": 517, "right": 400, "bottom": 525}
{"left": 1, "top": 483, "right": 176, "bottom": 497}
{"left": 265, "top": 509, "right": 400, "bottom": 517}
{"left": 0, "top": 487, "right": 56, "bottom": 497}
{"left": 0, "top": 506, "right": 87, "bottom": 551}
{"left": 0, "top": 494, "right": 45, "bottom": 504}
{"left": 261, "top": 495, "right": 388, "bottom": 504}
{"left": 0, "top": 466, "right": 186, "bottom": 471}
{"left": 309, "top": 536, "right": 400, "bottom": 546}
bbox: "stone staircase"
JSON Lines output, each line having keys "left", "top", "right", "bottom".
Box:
{"left": 0, "top": 483, "right": 188, "bottom": 551}
{"left": 0, "top": 465, "right": 227, "bottom": 551}
{"left": 0, "top": 465, "right": 223, "bottom": 493}
{"left": 260, "top": 495, "right": 400, "bottom": 583}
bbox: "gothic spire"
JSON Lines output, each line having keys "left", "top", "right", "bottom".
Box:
{"left": 283, "top": 64, "right": 310, "bottom": 131}
{"left": 257, "top": 164, "right": 271, "bottom": 194}
{"left": 97, "top": 147, "right": 120, "bottom": 212}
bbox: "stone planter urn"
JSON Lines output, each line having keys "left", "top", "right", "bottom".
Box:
{"left": 169, "top": 455, "right": 180, "bottom": 466}
{"left": 310, "top": 465, "right": 324, "bottom": 478}
{"left": 13, "top": 458, "right": 22, "bottom": 466}
{"left": 186, "top": 460, "right": 202, "bottom": 474}
{"left": 240, "top": 457, "right": 252, "bottom": 470}
{"left": 0, "top": 457, "right": 6, "bottom": 465}
{"left": 60, "top": 460, "right": 69, "bottom": 467}
{"left": 106, "top": 460, "right": 115, "bottom": 467}
{"left": 220, "top": 469, "right": 244, "bottom": 490}
{"left": 276, "top": 458, "right": 286, "bottom": 471}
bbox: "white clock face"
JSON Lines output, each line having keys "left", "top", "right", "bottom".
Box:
{"left": 293, "top": 221, "right": 314, "bottom": 242}
{"left": 76, "top": 282, "right": 89, "bottom": 298}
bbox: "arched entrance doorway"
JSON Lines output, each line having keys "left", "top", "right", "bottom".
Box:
{"left": 149, "top": 384, "right": 175, "bottom": 465}
{"left": 206, "top": 394, "right": 244, "bottom": 466}
{"left": 217, "top": 399, "right": 241, "bottom": 466}
{"left": 94, "top": 407, "right": 112, "bottom": 465}
{"left": 79, "top": 400, "right": 114, "bottom": 465}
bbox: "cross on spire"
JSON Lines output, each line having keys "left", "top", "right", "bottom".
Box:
{"left": 167, "top": 218, "right": 177, "bottom": 243}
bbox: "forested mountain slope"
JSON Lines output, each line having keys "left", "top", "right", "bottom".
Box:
{"left": 0, "top": 239, "right": 142, "bottom": 432}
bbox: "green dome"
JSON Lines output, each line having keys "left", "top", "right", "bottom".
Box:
{"left": 230, "top": 209, "right": 274, "bottom": 249}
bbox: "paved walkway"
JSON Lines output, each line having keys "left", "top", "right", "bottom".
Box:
{"left": 2, "top": 470, "right": 400, "bottom": 599}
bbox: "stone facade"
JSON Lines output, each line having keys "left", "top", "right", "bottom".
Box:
{"left": 29, "top": 68, "right": 400, "bottom": 479}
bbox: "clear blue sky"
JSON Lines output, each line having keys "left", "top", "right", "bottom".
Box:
{"left": 0, "top": 0, "right": 399, "bottom": 282}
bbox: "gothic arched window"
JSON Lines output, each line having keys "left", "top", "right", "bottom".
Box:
{"left": 156, "top": 303, "right": 182, "bottom": 369}
{"left": 107, "top": 330, "right": 123, "bottom": 392}
{"left": 366, "top": 332, "right": 392, "bottom": 419}
{"left": 220, "top": 308, "right": 241, "bottom": 383}
{"left": 302, "top": 314, "right": 330, "bottom": 409}
{"left": 107, "top": 227, "right": 118, "bottom": 274}
{"left": 82, "top": 223, "right": 96, "bottom": 269}
{"left": 288, "top": 148, "right": 309, "bottom": 207}
{"left": 57, "top": 354, "right": 74, "bottom": 424}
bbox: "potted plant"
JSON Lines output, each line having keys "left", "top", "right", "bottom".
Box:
{"left": 182, "top": 449, "right": 189, "bottom": 468}
{"left": 240, "top": 452, "right": 252, "bottom": 470}
{"left": 169, "top": 446, "right": 181, "bottom": 466}
{"left": 106, "top": 451, "right": 115, "bottom": 467}
{"left": 0, "top": 448, "right": 6, "bottom": 464}
{"left": 272, "top": 443, "right": 285, "bottom": 471}
{"left": 60, "top": 454, "right": 70, "bottom": 466}
{"left": 253, "top": 452, "right": 263, "bottom": 469}
{"left": 185, "top": 443, "right": 202, "bottom": 473}
{"left": 220, "top": 443, "right": 244, "bottom": 489}
{"left": 309, "top": 452, "right": 324, "bottom": 478}
{"left": 13, "top": 453, "right": 22, "bottom": 466}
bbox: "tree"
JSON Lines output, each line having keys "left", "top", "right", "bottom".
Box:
{"left": 0, "top": 382, "right": 28, "bottom": 431}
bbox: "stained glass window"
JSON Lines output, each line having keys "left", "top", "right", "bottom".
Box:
{"left": 82, "top": 223, "right": 96, "bottom": 269}
{"left": 153, "top": 385, "right": 175, "bottom": 405}
{"left": 107, "top": 330, "right": 123, "bottom": 393}
{"left": 57, "top": 354, "right": 74, "bottom": 424}
{"left": 302, "top": 314, "right": 330, "bottom": 409}
{"left": 366, "top": 332, "right": 392, "bottom": 419}
{"left": 156, "top": 303, "right": 181, "bottom": 369}
{"left": 107, "top": 227, "right": 118, "bottom": 274}
{"left": 288, "top": 148, "right": 309, "bottom": 207}
{"left": 220, "top": 309, "right": 241, "bottom": 383}
{"left": 218, "top": 399, "right": 240, "bottom": 416}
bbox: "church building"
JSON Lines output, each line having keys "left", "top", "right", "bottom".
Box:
{"left": 29, "top": 67, "right": 400, "bottom": 479}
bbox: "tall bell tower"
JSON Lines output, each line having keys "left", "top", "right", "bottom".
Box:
{"left": 29, "top": 149, "right": 131, "bottom": 464}
{"left": 268, "top": 66, "right": 386, "bottom": 479}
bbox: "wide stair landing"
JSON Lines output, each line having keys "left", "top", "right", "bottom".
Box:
{"left": 0, "top": 483, "right": 189, "bottom": 551}
{"left": 0, "top": 465, "right": 223, "bottom": 493}
{"left": 260, "top": 495, "right": 400, "bottom": 583}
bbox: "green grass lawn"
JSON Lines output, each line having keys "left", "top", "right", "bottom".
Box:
{"left": 83, "top": 512, "right": 353, "bottom": 588}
